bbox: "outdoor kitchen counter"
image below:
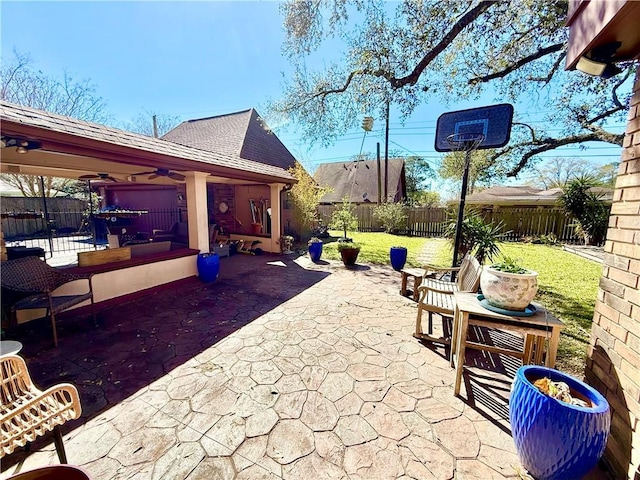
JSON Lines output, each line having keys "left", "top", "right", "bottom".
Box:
{"left": 15, "top": 247, "right": 200, "bottom": 325}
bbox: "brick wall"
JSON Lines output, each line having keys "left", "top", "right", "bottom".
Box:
{"left": 586, "top": 68, "right": 640, "bottom": 479}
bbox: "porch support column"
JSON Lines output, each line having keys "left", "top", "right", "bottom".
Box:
{"left": 184, "top": 171, "right": 210, "bottom": 252}
{"left": 270, "top": 183, "right": 284, "bottom": 250}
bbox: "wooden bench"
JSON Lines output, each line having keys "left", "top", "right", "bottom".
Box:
{"left": 400, "top": 267, "right": 428, "bottom": 301}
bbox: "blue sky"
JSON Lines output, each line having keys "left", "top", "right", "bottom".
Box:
{"left": 1, "top": 1, "right": 625, "bottom": 196}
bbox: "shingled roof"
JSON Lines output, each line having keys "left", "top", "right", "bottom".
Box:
{"left": 162, "top": 109, "right": 297, "bottom": 170}
{"left": 466, "top": 185, "right": 613, "bottom": 205}
{"left": 314, "top": 158, "right": 406, "bottom": 204}
{"left": 0, "top": 101, "right": 294, "bottom": 182}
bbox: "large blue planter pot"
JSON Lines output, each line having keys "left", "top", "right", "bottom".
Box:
{"left": 309, "top": 242, "right": 323, "bottom": 263}
{"left": 197, "top": 253, "right": 220, "bottom": 283}
{"left": 509, "top": 366, "right": 610, "bottom": 480}
{"left": 390, "top": 247, "right": 407, "bottom": 271}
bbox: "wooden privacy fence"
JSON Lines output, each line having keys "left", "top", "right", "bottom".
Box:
{"left": 317, "top": 204, "right": 582, "bottom": 243}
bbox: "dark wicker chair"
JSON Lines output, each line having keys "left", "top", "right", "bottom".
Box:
{"left": 0, "top": 257, "right": 95, "bottom": 347}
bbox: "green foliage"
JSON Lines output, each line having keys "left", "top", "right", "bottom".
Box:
{"left": 434, "top": 241, "right": 601, "bottom": 375}
{"left": 272, "top": 1, "right": 630, "bottom": 177}
{"left": 373, "top": 202, "right": 407, "bottom": 233}
{"left": 559, "top": 176, "right": 611, "bottom": 245}
{"left": 404, "top": 156, "right": 434, "bottom": 197}
{"left": 288, "top": 161, "right": 332, "bottom": 236}
{"left": 490, "top": 256, "right": 530, "bottom": 274}
{"left": 330, "top": 197, "right": 359, "bottom": 239}
{"left": 439, "top": 149, "right": 501, "bottom": 192}
{"left": 408, "top": 190, "right": 440, "bottom": 207}
{"left": 444, "top": 210, "right": 505, "bottom": 264}
{"left": 337, "top": 240, "right": 361, "bottom": 251}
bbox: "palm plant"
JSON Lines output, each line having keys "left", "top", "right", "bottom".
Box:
{"left": 444, "top": 210, "right": 505, "bottom": 264}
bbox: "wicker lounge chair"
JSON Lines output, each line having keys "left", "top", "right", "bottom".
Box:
{"left": 0, "top": 257, "right": 95, "bottom": 347}
{"left": 0, "top": 354, "right": 82, "bottom": 463}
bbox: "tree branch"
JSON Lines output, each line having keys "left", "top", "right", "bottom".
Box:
{"left": 528, "top": 52, "right": 566, "bottom": 85}
{"left": 391, "top": 1, "right": 498, "bottom": 88}
{"left": 505, "top": 131, "right": 624, "bottom": 177}
{"left": 468, "top": 42, "right": 564, "bottom": 84}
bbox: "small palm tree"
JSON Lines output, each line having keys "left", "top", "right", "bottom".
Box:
{"left": 445, "top": 210, "right": 505, "bottom": 264}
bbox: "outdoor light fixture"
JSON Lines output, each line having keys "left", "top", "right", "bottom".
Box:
{"left": 576, "top": 41, "right": 623, "bottom": 79}
{"left": 0, "top": 136, "right": 42, "bottom": 154}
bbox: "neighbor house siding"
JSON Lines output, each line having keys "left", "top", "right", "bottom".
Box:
{"left": 586, "top": 68, "right": 640, "bottom": 480}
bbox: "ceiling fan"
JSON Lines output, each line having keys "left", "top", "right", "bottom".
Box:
{"left": 132, "top": 168, "right": 185, "bottom": 181}
{"left": 79, "top": 173, "right": 119, "bottom": 182}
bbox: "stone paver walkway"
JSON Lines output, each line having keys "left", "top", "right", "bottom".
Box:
{"left": 1, "top": 253, "right": 606, "bottom": 479}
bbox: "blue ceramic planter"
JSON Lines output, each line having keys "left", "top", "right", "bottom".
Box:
{"left": 197, "top": 253, "right": 220, "bottom": 283}
{"left": 390, "top": 247, "right": 407, "bottom": 271}
{"left": 509, "top": 366, "right": 610, "bottom": 480}
{"left": 309, "top": 242, "right": 323, "bottom": 263}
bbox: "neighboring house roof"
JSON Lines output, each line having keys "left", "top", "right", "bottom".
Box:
{"left": 467, "top": 185, "right": 613, "bottom": 206}
{"left": 162, "top": 109, "right": 297, "bottom": 170}
{"left": 0, "top": 101, "right": 294, "bottom": 182}
{"left": 314, "top": 158, "right": 406, "bottom": 204}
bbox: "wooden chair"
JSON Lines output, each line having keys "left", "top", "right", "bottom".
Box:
{"left": 0, "top": 354, "right": 82, "bottom": 463}
{"left": 414, "top": 255, "right": 482, "bottom": 345}
{"left": 0, "top": 257, "right": 95, "bottom": 347}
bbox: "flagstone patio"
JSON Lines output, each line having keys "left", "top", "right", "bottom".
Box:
{"left": 1, "top": 253, "right": 606, "bottom": 479}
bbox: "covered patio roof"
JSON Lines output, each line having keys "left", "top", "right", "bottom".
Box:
{"left": 0, "top": 101, "right": 295, "bottom": 186}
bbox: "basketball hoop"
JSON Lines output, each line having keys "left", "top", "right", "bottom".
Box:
{"left": 446, "top": 133, "right": 485, "bottom": 152}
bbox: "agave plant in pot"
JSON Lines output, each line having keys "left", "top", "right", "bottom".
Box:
{"left": 480, "top": 256, "right": 538, "bottom": 312}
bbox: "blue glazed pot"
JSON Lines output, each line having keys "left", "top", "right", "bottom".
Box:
{"left": 509, "top": 366, "right": 610, "bottom": 480}
{"left": 390, "top": 247, "right": 407, "bottom": 271}
{"left": 197, "top": 253, "right": 220, "bottom": 283}
{"left": 309, "top": 242, "right": 323, "bottom": 263}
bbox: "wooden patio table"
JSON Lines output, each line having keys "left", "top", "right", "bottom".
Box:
{"left": 451, "top": 291, "right": 565, "bottom": 396}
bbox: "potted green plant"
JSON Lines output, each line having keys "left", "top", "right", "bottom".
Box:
{"left": 337, "top": 240, "right": 361, "bottom": 266}
{"left": 480, "top": 256, "right": 538, "bottom": 311}
{"left": 308, "top": 237, "right": 323, "bottom": 262}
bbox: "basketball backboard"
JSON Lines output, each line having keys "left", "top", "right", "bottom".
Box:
{"left": 434, "top": 103, "right": 514, "bottom": 152}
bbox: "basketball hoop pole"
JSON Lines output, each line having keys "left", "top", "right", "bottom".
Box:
{"left": 452, "top": 149, "right": 473, "bottom": 267}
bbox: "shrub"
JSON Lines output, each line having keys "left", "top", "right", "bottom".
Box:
{"left": 373, "top": 202, "right": 408, "bottom": 233}
{"left": 558, "top": 176, "right": 611, "bottom": 246}
{"left": 330, "top": 197, "right": 359, "bottom": 239}
{"left": 444, "top": 210, "right": 506, "bottom": 264}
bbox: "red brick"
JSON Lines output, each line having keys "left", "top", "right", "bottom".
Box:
{"left": 606, "top": 228, "right": 636, "bottom": 243}
{"left": 608, "top": 267, "right": 639, "bottom": 288}
{"left": 612, "top": 242, "right": 640, "bottom": 259}
{"left": 615, "top": 340, "right": 640, "bottom": 366}
{"left": 595, "top": 299, "right": 621, "bottom": 324}
{"left": 616, "top": 172, "right": 640, "bottom": 188}
{"left": 621, "top": 186, "right": 640, "bottom": 201}
{"left": 592, "top": 322, "right": 617, "bottom": 348}
{"left": 611, "top": 202, "right": 640, "bottom": 215}
{"left": 603, "top": 292, "right": 633, "bottom": 318}
{"left": 616, "top": 215, "right": 640, "bottom": 230}
{"left": 625, "top": 159, "right": 640, "bottom": 174}
{"left": 619, "top": 313, "right": 639, "bottom": 334}
{"left": 600, "top": 276, "right": 627, "bottom": 297}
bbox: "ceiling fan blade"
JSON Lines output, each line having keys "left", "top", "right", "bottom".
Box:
{"left": 168, "top": 172, "right": 185, "bottom": 181}
{"left": 107, "top": 176, "right": 119, "bottom": 182}
{"left": 132, "top": 170, "right": 155, "bottom": 176}
{"left": 148, "top": 174, "right": 159, "bottom": 180}
{"left": 79, "top": 174, "right": 98, "bottom": 180}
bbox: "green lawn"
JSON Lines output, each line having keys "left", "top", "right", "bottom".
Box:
{"left": 319, "top": 231, "right": 600, "bottom": 375}
{"left": 321, "top": 230, "right": 446, "bottom": 267}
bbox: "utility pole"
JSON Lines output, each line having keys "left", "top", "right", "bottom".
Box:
{"left": 152, "top": 115, "right": 158, "bottom": 138}
{"left": 384, "top": 100, "right": 390, "bottom": 202}
{"left": 377, "top": 142, "right": 382, "bottom": 205}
